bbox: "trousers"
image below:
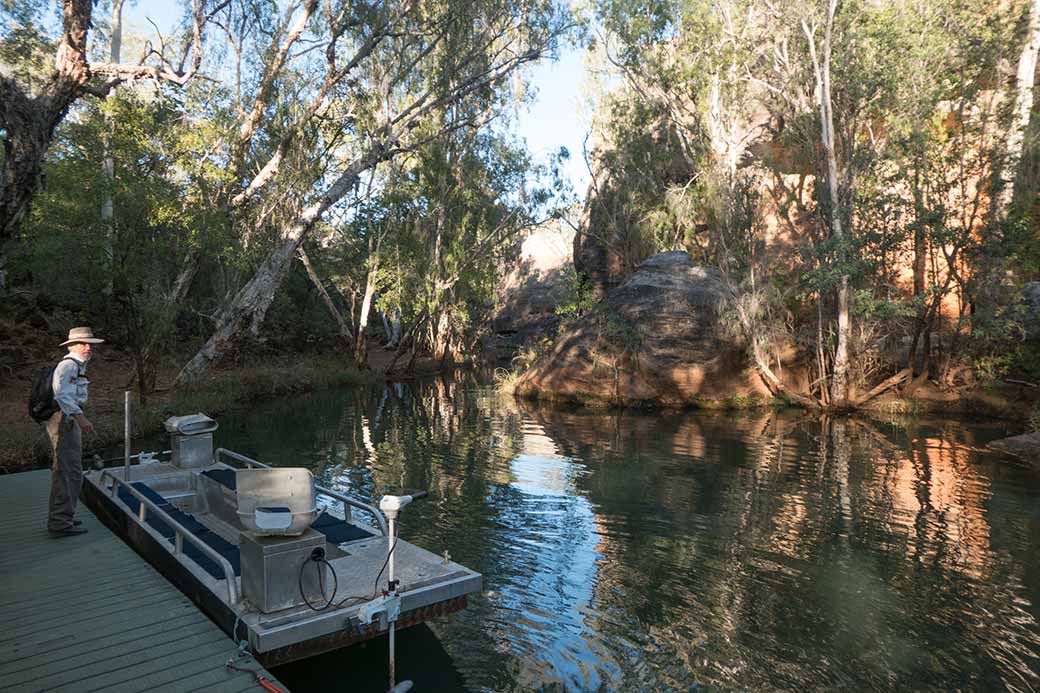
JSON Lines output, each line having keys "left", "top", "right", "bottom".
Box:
{"left": 46, "top": 411, "right": 83, "bottom": 532}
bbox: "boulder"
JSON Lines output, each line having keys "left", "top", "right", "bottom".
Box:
{"left": 515, "top": 251, "right": 769, "bottom": 407}
{"left": 988, "top": 432, "right": 1040, "bottom": 469}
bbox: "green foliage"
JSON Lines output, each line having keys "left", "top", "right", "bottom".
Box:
{"left": 554, "top": 267, "right": 595, "bottom": 323}
{"left": 972, "top": 353, "right": 1015, "bottom": 387}
{"left": 0, "top": 0, "right": 54, "bottom": 89}
{"left": 494, "top": 335, "right": 554, "bottom": 394}
{"left": 582, "top": 0, "right": 1037, "bottom": 402}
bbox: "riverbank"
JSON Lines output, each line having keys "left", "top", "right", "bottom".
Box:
{"left": 0, "top": 346, "right": 449, "bottom": 474}
{"left": 505, "top": 366, "right": 1040, "bottom": 424}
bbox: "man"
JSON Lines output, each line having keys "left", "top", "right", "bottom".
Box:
{"left": 47, "top": 326, "right": 103, "bottom": 538}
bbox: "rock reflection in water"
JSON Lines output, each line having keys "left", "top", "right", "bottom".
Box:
{"left": 211, "top": 376, "right": 1040, "bottom": 692}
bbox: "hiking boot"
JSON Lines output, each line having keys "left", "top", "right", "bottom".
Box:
{"left": 49, "top": 526, "right": 88, "bottom": 538}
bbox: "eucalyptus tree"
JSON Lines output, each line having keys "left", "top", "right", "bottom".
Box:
{"left": 0, "top": 0, "right": 221, "bottom": 286}
{"left": 589, "top": 0, "right": 1033, "bottom": 407}
{"left": 173, "top": 0, "right": 571, "bottom": 384}
{"left": 304, "top": 120, "right": 562, "bottom": 371}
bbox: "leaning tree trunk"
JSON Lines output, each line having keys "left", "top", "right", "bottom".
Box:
{"left": 0, "top": 0, "right": 215, "bottom": 289}
{"left": 908, "top": 156, "right": 928, "bottom": 373}
{"left": 0, "top": 0, "right": 92, "bottom": 252}
{"left": 299, "top": 246, "right": 355, "bottom": 348}
{"left": 354, "top": 255, "right": 379, "bottom": 370}
{"left": 0, "top": 107, "right": 68, "bottom": 288}
{"left": 0, "top": 12, "right": 91, "bottom": 288}
{"left": 175, "top": 144, "right": 392, "bottom": 385}
{"left": 432, "top": 309, "right": 452, "bottom": 363}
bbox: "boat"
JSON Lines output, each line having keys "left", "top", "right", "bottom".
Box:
{"left": 81, "top": 412, "right": 482, "bottom": 671}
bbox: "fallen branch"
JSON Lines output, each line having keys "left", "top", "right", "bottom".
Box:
{"left": 851, "top": 368, "right": 912, "bottom": 406}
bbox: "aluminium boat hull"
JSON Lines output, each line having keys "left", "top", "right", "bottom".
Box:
{"left": 81, "top": 464, "right": 480, "bottom": 667}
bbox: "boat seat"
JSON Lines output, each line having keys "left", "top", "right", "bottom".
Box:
{"left": 201, "top": 468, "right": 237, "bottom": 490}
{"left": 117, "top": 481, "right": 242, "bottom": 580}
{"left": 311, "top": 510, "right": 376, "bottom": 544}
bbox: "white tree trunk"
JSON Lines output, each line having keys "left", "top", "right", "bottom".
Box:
{"left": 355, "top": 258, "right": 379, "bottom": 369}
{"left": 997, "top": 0, "right": 1040, "bottom": 217}
{"left": 175, "top": 145, "right": 390, "bottom": 384}
{"left": 380, "top": 309, "right": 393, "bottom": 345}
{"left": 101, "top": 0, "right": 125, "bottom": 295}
{"left": 299, "top": 246, "right": 355, "bottom": 347}
{"left": 805, "top": 0, "right": 850, "bottom": 404}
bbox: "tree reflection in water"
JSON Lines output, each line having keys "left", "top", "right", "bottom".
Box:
{"left": 215, "top": 375, "right": 1040, "bottom": 692}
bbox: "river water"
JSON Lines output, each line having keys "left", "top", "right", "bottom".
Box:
{"left": 196, "top": 375, "right": 1040, "bottom": 691}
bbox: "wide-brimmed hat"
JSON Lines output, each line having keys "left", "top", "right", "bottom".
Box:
{"left": 60, "top": 327, "right": 105, "bottom": 346}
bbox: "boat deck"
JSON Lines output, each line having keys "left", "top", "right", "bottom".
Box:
{"left": 0, "top": 468, "right": 288, "bottom": 693}
{"left": 80, "top": 459, "right": 479, "bottom": 666}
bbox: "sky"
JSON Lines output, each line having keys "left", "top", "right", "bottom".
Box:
{"left": 121, "top": 2, "right": 594, "bottom": 198}
{"left": 513, "top": 45, "right": 593, "bottom": 197}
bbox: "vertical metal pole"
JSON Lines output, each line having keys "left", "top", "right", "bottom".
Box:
{"left": 388, "top": 514, "right": 397, "bottom": 692}
{"left": 388, "top": 517, "right": 396, "bottom": 591}
{"left": 389, "top": 619, "right": 396, "bottom": 691}
{"left": 124, "top": 391, "right": 131, "bottom": 481}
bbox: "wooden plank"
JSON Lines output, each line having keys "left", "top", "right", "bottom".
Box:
{"left": 0, "top": 619, "right": 219, "bottom": 686}
{"left": 0, "top": 469, "right": 287, "bottom": 693}
{"left": 187, "top": 677, "right": 278, "bottom": 693}
{"left": 0, "top": 563, "right": 157, "bottom": 597}
{"left": 173, "top": 669, "right": 263, "bottom": 693}
{"left": 53, "top": 631, "right": 232, "bottom": 690}
{"left": 7, "top": 627, "right": 231, "bottom": 690}
{"left": 6, "top": 603, "right": 200, "bottom": 655}
{"left": 0, "top": 612, "right": 202, "bottom": 674}
{"left": 0, "top": 591, "right": 189, "bottom": 643}
{"left": 0, "top": 581, "right": 176, "bottom": 623}
{"left": 97, "top": 649, "right": 266, "bottom": 693}
{"left": 0, "top": 573, "right": 176, "bottom": 618}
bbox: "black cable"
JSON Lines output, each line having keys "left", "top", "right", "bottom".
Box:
{"left": 335, "top": 531, "right": 399, "bottom": 609}
{"left": 299, "top": 554, "right": 338, "bottom": 611}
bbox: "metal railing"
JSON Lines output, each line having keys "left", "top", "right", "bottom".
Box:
{"left": 100, "top": 470, "right": 240, "bottom": 604}
{"left": 214, "top": 448, "right": 388, "bottom": 536}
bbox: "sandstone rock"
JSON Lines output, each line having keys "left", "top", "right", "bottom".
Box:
{"left": 988, "top": 432, "right": 1040, "bottom": 469}
{"left": 515, "top": 251, "right": 769, "bottom": 407}
{"left": 492, "top": 225, "right": 575, "bottom": 355}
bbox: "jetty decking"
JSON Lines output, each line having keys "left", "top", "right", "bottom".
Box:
{"left": 0, "top": 469, "right": 288, "bottom": 693}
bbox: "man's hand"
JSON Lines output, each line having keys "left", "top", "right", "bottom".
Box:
{"left": 74, "top": 414, "right": 94, "bottom": 435}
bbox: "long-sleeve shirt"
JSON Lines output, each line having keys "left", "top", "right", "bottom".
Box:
{"left": 52, "top": 354, "right": 89, "bottom": 416}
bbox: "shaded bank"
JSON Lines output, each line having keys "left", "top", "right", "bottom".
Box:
{"left": 0, "top": 349, "right": 446, "bottom": 473}
{"left": 514, "top": 253, "right": 778, "bottom": 408}
{"left": 509, "top": 251, "right": 1040, "bottom": 417}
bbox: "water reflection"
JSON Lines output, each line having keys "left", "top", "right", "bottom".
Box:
{"left": 207, "top": 375, "right": 1040, "bottom": 691}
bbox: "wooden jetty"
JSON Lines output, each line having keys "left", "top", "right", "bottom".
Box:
{"left": 0, "top": 469, "right": 288, "bottom": 693}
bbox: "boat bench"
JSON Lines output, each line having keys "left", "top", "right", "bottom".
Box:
{"left": 117, "top": 482, "right": 241, "bottom": 580}
{"left": 201, "top": 468, "right": 376, "bottom": 545}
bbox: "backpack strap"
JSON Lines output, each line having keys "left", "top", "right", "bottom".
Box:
{"left": 58, "top": 355, "right": 81, "bottom": 378}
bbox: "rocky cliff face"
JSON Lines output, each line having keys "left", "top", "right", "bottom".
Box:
{"left": 515, "top": 251, "right": 768, "bottom": 407}
{"left": 491, "top": 225, "right": 575, "bottom": 358}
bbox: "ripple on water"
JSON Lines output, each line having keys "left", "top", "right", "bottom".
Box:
{"left": 204, "top": 383, "right": 1040, "bottom": 692}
